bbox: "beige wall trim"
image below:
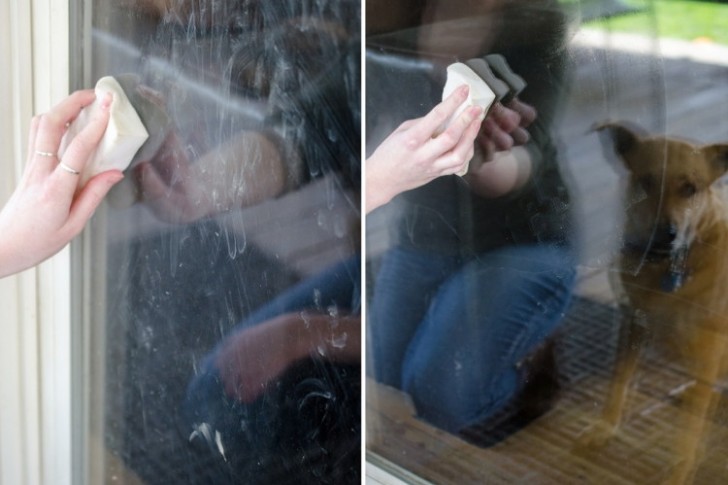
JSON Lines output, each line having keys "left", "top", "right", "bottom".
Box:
{"left": 0, "top": 1, "right": 42, "bottom": 484}
{"left": 0, "top": 0, "right": 73, "bottom": 484}
{"left": 34, "top": 0, "right": 73, "bottom": 482}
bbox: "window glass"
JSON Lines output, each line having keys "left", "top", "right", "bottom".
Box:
{"left": 365, "top": 0, "right": 728, "bottom": 482}
{"left": 71, "top": 1, "right": 361, "bottom": 483}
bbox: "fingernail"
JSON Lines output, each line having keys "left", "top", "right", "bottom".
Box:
{"left": 100, "top": 92, "right": 113, "bottom": 110}
{"left": 470, "top": 105, "right": 484, "bottom": 121}
{"left": 458, "top": 84, "right": 470, "bottom": 98}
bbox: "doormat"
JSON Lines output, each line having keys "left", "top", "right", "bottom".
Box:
{"left": 462, "top": 297, "right": 728, "bottom": 447}
{"left": 464, "top": 295, "right": 728, "bottom": 484}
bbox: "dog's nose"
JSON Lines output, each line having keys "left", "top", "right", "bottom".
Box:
{"left": 651, "top": 222, "right": 677, "bottom": 249}
{"left": 668, "top": 223, "right": 678, "bottom": 239}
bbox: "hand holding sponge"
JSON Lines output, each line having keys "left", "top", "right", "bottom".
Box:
{"left": 441, "top": 54, "right": 526, "bottom": 126}
{"left": 440, "top": 54, "right": 527, "bottom": 175}
{"left": 58, "top": 75, "right": 173, "bottom": 210}
{"left": 59, "top": 76, "right": 149, "bottom": 187}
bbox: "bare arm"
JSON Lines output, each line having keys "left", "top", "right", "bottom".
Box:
{"left": 365, "top": 85, "right": 484, "bottom": 213}
{"left": 136, "top": 130, "right": 288, "bottom": 223}
{"left": 214, "top": 311, "right": 361, "bottom": 403}
{"left": 0, "top": 90, "right": 123, "bottom": 278}
{"left": 366, "top": 91, "right": 538, "bottom": 212}
{"left": 465, "top": 146, "right": 533, "bottom": 198}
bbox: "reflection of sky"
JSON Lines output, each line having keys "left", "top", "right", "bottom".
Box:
{"left": 93, "top": 28, "right": 267, "bottom": 133}
{"left": 94, "top": 28, "right": 269, "bottom": 242}
{"left": 574, "top": 28, "right": 728, "bottom": 66}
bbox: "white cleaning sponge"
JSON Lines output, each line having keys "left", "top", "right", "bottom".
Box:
{"left": 59, "top": 76, "right": 149, "bottom": 186}
{"left": 441, "top": 62, "right": 495, "bottom": 175}
{"left": 441, "top": 62, "right": 496, "bottom": 128}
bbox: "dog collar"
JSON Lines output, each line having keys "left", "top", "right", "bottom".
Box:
{"left": 661, "top": 269, "right": 689, "bottom": 293}
{"left": 621, "top": 242, "right": 672, "bottom": 262}
{"left": 663, "top": 245, "right": 691, "bottom": 292}
{"left": 622, "top": 243, "right": 691, "bottom": 293}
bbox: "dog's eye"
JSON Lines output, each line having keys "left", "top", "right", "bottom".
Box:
{"left": 638, "top": 176, "right": 654, "bottom": 192}
{"left": 679, "top": 182, "right": 697, "bottom": 198}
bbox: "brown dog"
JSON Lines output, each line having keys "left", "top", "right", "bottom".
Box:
{"left": 580, "top": 121, "right": 728, "bottom": 484}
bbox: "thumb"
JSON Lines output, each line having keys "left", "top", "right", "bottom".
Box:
{"left": 65, "top": 170, "right": 124, "bottom": 236}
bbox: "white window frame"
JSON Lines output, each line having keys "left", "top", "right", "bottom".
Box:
{"left": 0, "top": 1, "right": 73, "bottom": 484}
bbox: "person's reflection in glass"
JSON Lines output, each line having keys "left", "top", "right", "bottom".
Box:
{"left": 366, "top": 0, "right": 577, "bottom": 445}
{"left": 183, "top": 256, "right": 361, "bottom": 483}
{"left": 109, "top": 1, "right": 361, "bottom": 483}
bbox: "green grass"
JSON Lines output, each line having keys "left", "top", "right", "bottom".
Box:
{"left": 582, "top": 0, "right": 728, "bottom": 45}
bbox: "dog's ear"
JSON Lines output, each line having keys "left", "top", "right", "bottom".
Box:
{"left": 592, "top": 121, "right": 646, "bottom": 157}
{"left": 592, "top": 121, "right": 647, "bottom": 173}
{"left": 706, "top": 143, "right": 728, "bottom": 178}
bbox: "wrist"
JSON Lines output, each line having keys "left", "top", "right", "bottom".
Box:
{"left": 292, "top": 311, "right": 360, "bottom": 363}
{"left": 0, "top": 213, "right": 21, "bottom": 278}
{"left": 365, "top": 170, "right": 397, "bottom": 214}
{"left": 366, "top": 187, "right": 393, "bottom": 214}
{"left": 271, "top": 313, "right": 316, "bottom": 363}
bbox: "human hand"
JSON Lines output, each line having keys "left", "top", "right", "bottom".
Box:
{"left": 466, "top": 98, "right": 539, "bottom": 198}
{"left": 474, "top": 98, "right": 537, "bottom": 163}
{"left": 0, "top": 90, "right": 124, "bottom": 278}
{"left": 134, "top": 131, "right": 212, "bottom": 223}
{"left": 365, "top": 84, "right": 485, "bottom": 213}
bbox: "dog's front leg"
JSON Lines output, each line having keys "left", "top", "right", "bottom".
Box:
{"left": 578, "top": 308, "right": 646, "bottom": 447}
{"left": 664, "top": 326, "right": 725, "bottom": 485}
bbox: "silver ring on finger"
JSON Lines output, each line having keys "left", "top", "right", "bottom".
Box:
{"left": 35, "top": 150, "right": 57, "bottom": 158}
{"left": 58, "top": 161, "right": 80, "bottom": 175}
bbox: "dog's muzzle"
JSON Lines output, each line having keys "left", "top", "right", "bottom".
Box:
{"left": 622, "top": 223, "right": 691, "bottom": 292}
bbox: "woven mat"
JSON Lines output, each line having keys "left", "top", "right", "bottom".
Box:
{"left": 490, "top": 296, "right": 728, "bottom": 484}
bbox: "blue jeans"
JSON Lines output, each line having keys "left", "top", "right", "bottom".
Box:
{"left": 369, "top": 244, "right": 575, "bottom": 433}
{"left": 225, "top": 253, "right": 361, "bottom": 329}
